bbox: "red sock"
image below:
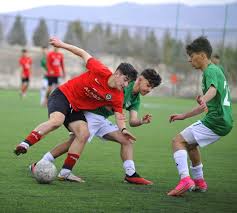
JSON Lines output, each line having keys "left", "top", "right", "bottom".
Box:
{"left": 62, "top": 153, "right": 80, "bottom": 170}
{"left": 25, "top": 131, "right": 42, "bottom": 146}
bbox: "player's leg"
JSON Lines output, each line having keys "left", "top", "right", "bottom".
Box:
{"left": 187, "top": 144, "right": 207, "bottom": 192}
{"left": 14, "top": 88, "right": 69, "bottom": 155}
{"left": 103, "top": 130, "right": 153, "bottom": 185}
{"left": 40, "top": 77, "right": 48, "bottom": 106}
{"left": 167, "top": 133, "right": 195, "bottom": 196}
{"left": 58, "top": 114, "right": 89, "bottom": 182}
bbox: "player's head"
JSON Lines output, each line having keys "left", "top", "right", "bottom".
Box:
{"left": 113, "top": 63, "right": 138, "bottom": 90}
{"left": 211, "top": 53, "right": 220, "bottom": 65}
{"left": 21, "top": 49, "right": 27, "bottom": 56}
{"left": 186, "top": 36, "right": 212, "bottom": 69}
{"left": 137, "top": 69, "right": 162, "bottom": 96}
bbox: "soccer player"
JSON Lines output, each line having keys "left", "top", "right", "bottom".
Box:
{"left": 19, "top": 49, "right": 32, "bottom": 97}
{"left": 14, "top": 37, "right": 138, "bottom": 180}
{"left": 211, "top": 53, "right": 225, "bottom": 74}
{"left": 40, "top": 46, "right": 48, "bottom": 106}
{"left": 45, "top": 46, "right": 65, "bottom": 105}
{"left": 31, "top": 69, "right": 162, "bottom": 184}
{"left": 167, "top": 36, "right": 233, "bottom": 196}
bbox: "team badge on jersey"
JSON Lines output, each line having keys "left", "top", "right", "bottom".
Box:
{"left": 105, "top": 94, "right": 112, "bottom": 100}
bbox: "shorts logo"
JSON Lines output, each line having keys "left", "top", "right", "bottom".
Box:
{"left": 105, "top": 94, "right": 112, "bottom": 100}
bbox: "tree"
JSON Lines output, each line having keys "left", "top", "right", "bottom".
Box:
{"left": 64, "top": 21, "right": 84, "bottom": 46}
{"left": 7, "top": 16, "right": 26, "bottom": 46}
{"left": 143, "top": 31, "right": 159, "bottom": 65}
{"left": 86, "top": 23, "right": 105, "bottom": 53}
{"left": 162, "top": 29, "right": 174, "bottom": 65}
{"left": 32, "top": 18, "right": 49, "bottom": 47}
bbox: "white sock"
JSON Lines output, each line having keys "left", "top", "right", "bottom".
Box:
{"left": 42, "top": 152, "right": 55, "bottom": 162}
{"left": 173, "top": 150, "right": 190, "bottom": 179}
{"left": 20, "top": 142, "right": 29, "bottom": 149}
{"left": 190, "top": 163, "right": 204, "bottom": 179}
{"left": 59, "top": 168, "right": 71, "bottom": 177}
{"left": 123, "top": 160, "right": 136, "bottom": 176}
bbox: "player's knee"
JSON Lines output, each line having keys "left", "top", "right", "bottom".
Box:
{"left": 48, "top": 119, "right": 63, "bottom": 129}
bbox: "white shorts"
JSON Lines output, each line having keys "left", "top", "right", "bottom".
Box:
{"left": 42, "top": 78, "right": 48, "bottom": 89}
{"left": 84, "top": 112, "right": 119, "bottom": 142}
{"left": 180, "top": 120, "right": 221, "bottom": 147}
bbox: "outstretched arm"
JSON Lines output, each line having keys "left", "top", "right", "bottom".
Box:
{"left": 49, "top": 37, "right": 92, "bottom": 64}
{"left": 169, "top": 86, "right": 217, "bottom": 123}
{"left": 129, "top": 110, "right": 152, "bottom": 127}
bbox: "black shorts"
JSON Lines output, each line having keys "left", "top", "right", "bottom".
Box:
{"left": 47, "top": 88, "right": 87, "bottom": 130}
{"left": 47, "top": 76, "right": 59, "bottom": 86}
{"left": 21, "top": 78, "right": 29, "bottom": 83}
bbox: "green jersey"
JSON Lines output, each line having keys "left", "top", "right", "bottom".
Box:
{"left": 201, "top": 63, "right": 233, "bottom": 136}
{"left": 41, "top": 56, "right": 47, "bottom": 71}
{"left": 90, "top": 81, "right": 140, "bottom": 118}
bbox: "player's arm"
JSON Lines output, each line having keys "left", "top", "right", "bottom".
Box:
{"left": 199, "top": 85, "right": 217, "bottom": 104}
{"left": 129, "top": 110, "right": 152, "bottom": 127}
{"left": 169, "top": 100, "right": 208, "bottom": 123}
{"left": 114, "top": 111, "right": 136, "bottom": 143}
{"left": 60, "top": 55, "right": 66, "bottom": 78}
{"left": 49, "top": 37, "right": 92, "bottom": 64}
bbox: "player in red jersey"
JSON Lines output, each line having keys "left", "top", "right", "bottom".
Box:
{"left": 14, "top": 37, "right": 138, "bottom": 179}
{"left": 19, "top": 49, "right": 32, "bottom": 97}
{"left": 45, "top": 46, "right": 65, "bottom": 105}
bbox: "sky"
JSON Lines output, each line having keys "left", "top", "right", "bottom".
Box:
{"left": 0, "top": 0, "right": 236, "bottom": 13}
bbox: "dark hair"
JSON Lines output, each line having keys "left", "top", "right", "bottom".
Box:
{"left": 186, "top": 36, "right": 212, "bottom": 59}
{"left": 22, "top": 49, "right": 27, "bottom": 53}
{"left": 116, "top": 63, "right": 138, "bottom": 81}
{"left": 212, "top": 54, "right": 220, "bottom": 59}
{"left": 141, "top": 69, "right": 162, "bottom": 88}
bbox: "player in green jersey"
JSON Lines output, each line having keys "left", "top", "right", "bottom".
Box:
{"left": 167, "top": 36, "right": 233, "bottom": 196}
{"left": 30, "top": 69, "right": 162, "bottom": 184}
{"left": 40, "top": 46, "right": 48, "bottom": 106}
{"left": 211, "top": 53, "right": 225, "bottom": 74}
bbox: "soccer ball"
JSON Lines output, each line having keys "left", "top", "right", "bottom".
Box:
{"left": 34, "top": 160, "right": 57, "bottom": 184}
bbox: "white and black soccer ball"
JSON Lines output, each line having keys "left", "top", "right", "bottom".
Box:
{"left": 34, "top": 160, "right": 57, "bottom": 184}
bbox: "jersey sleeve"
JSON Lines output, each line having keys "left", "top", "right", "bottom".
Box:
{"left": 205, "top": 68, "right": 218, "bottom": 90}
{"left": 86, "top": 57, "right": 111, "bottom": 77}
{"left": 126, "top": 96, "right": 140, "bottom": 112}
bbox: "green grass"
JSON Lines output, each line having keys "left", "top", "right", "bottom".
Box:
{"left": 0, "top": 89, "right": 237, "bottom": 213}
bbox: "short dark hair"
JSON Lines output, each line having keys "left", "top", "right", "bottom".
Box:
{"left": 116, "top": 63, "right": 138, "bottom": 81}
{"left": 212, "top": 54, "right": 220, "bottom": 59}
{"left": 186, "top": 36, "right": 212, "bottom": 59}
{"left": 22, "top": 49, "right": 27, "bottom": 53}
{"left": 141, "top": 69, "right": 162, "bottom": 88}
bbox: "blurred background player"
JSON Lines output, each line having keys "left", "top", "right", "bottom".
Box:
{"left": 211, "top": 53, "right": 225, "bottom": 74}
{"left": 19, "top": 49, "right": 32, "bottom": 98}
{"left": 45, "top": 46, "right": 65, "bottom": 105}
{"left": 167, "top": 36, "right": 233, "bottom": 196}
{"left": 40, "top": 46, "right": 48, "bottom": 106}
{"left": 30, "top": 69, "right": 162, "bottom": 184}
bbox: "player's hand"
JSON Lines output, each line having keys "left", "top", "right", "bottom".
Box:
{"left": 122, "top": 129, "right": 136, "bottom": 143}
{"left": 196, "top": 95, "right": 208, "bottom": 112}
{"left": 169, "top": 114, "right": 185, "bottom": 123}
{"left": 49, "top": 37, "right": 64, "bottom": 48}
{"left": 141, "top": 114, "right": 152, "bottom": 124}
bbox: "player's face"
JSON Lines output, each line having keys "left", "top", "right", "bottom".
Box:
{"left": 188, "top": 52, "right": 204, "bottom": 69}
{"left": 138, "top": 76, "right": 153, "bottom": 96}
{"left": 114, "top": 73, "right": 130, "bottom": 90}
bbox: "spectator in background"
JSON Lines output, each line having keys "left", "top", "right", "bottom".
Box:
{"left": 19, "top": 49, "right": 32, "bottom": 98}
{"left": 45, "top": 46, "right": 65, "bottom": 105}
{"left": 40, "top": 46, "right": 48, "bottom": 106}
{"left": 211, "top": 54, "right": 225, "bottom": 74}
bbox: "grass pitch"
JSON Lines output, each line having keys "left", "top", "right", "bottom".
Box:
{"left": 0, "top": 90, "right": 236, "bottom": 213}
